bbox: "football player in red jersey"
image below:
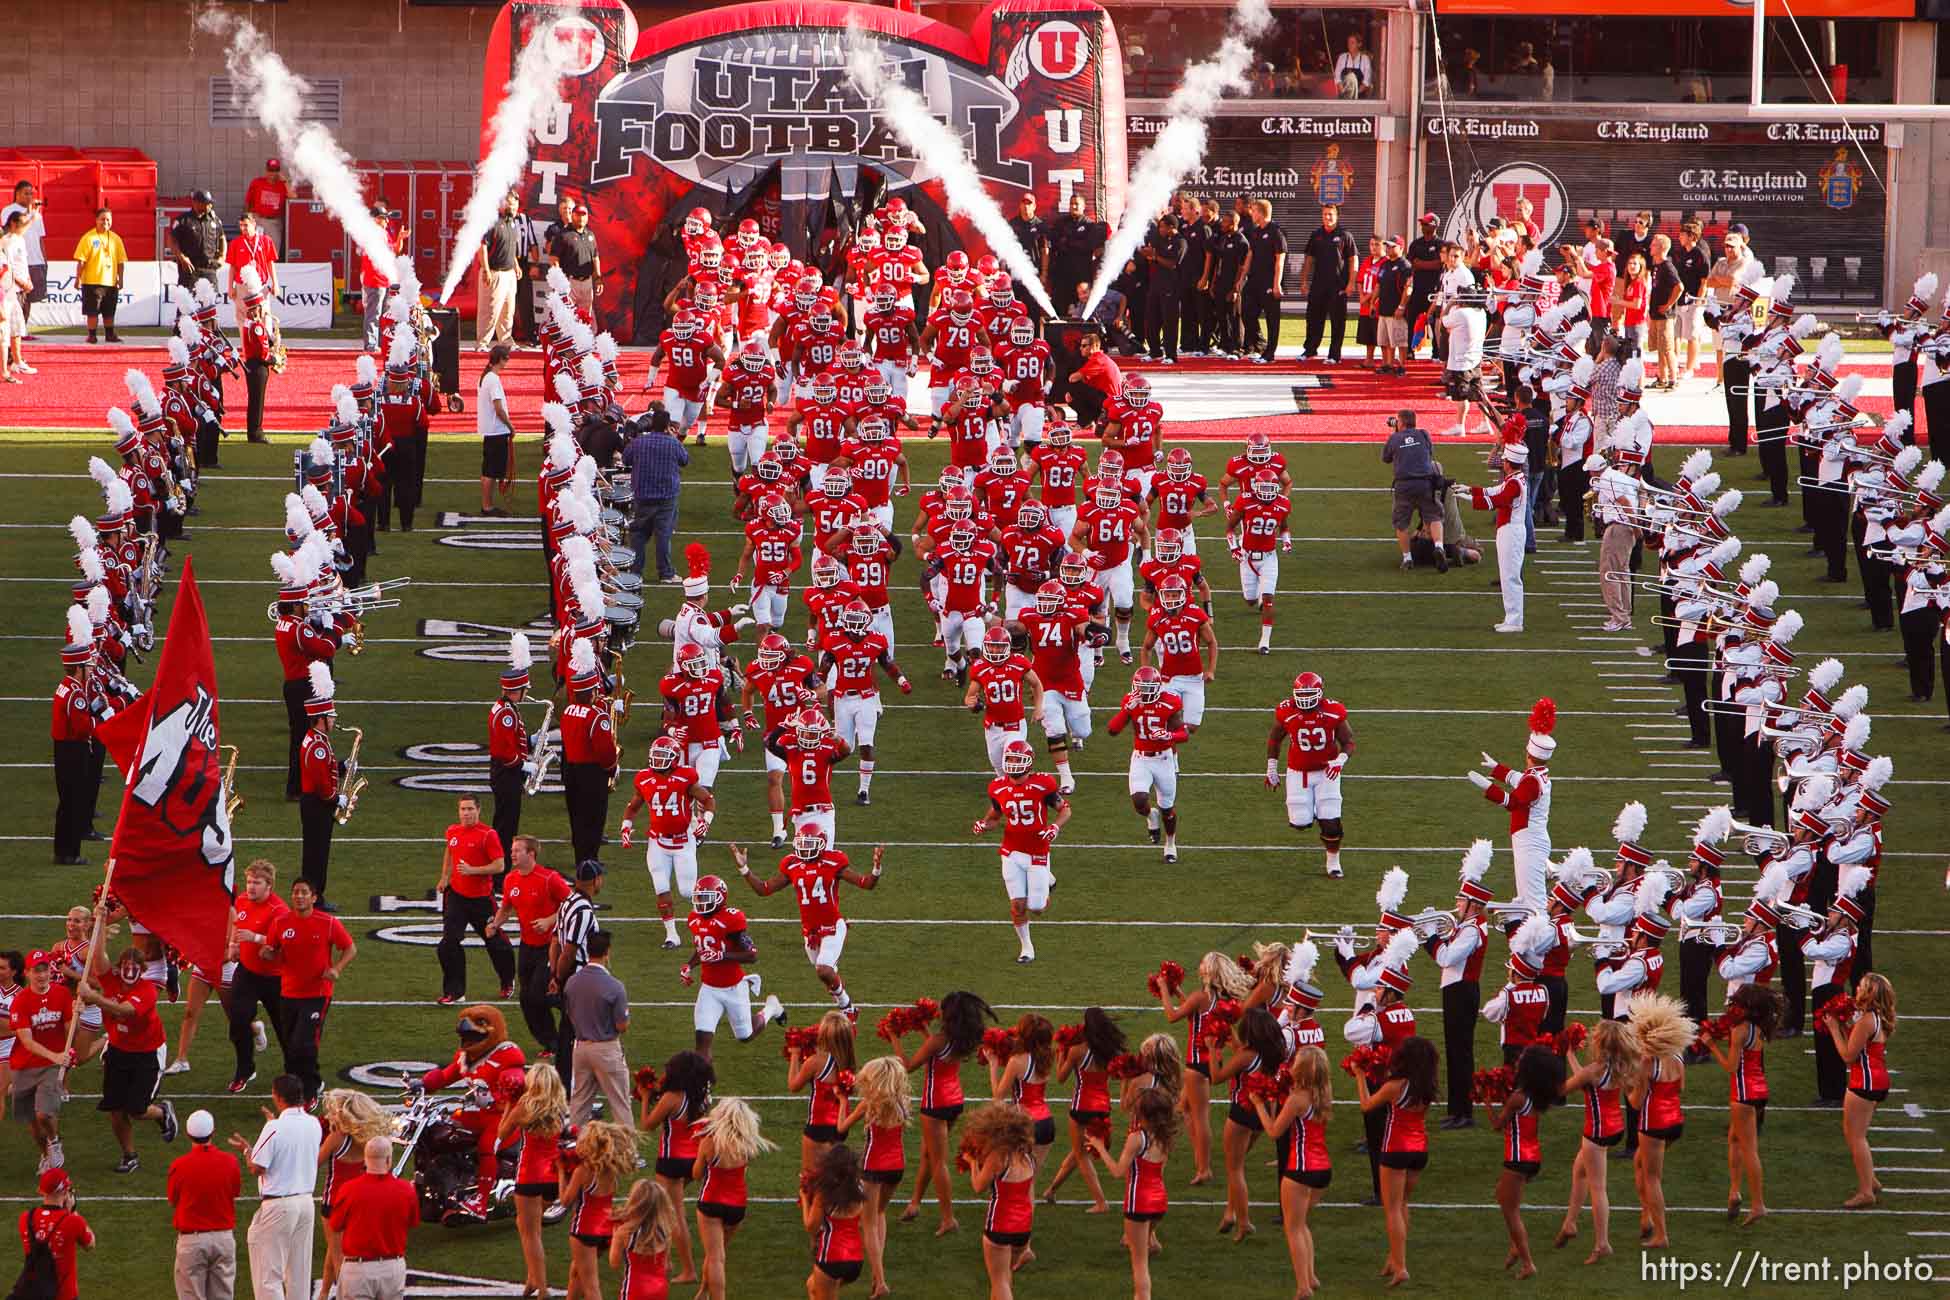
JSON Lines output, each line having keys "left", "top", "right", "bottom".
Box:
{"left": 1152, "top": 448, "right": 1220, "bottom": 547}
{"left": 1070, "top": 475, "right": 1150, "bottom": 665}
{"left": 973, "top": 444, "right": 1035, "bottom": 524}
{"left": 1266, "top": 671, "right": 1356, "bottom": 877}
{"left": 731, "top": 492, "right": 804, "bottom": 635}
{"left": 971, "top": 739, "right": 1072, "bottom": 963}
{"left": 919, "top": 521, "right": 1001, "bottom": 682}
{"left": 1010, "top": 580, "right": 1105, "bottom": 793}
{"left": 1108, "top": 666, "right": 1191, "bottom": 863}
{"left": 919, "top": 289, "right": 979, "bottom": 415}
{"left": 936, "top": 374, "right": 1003, "bottom": 472}
{"left": 660, "top": 644, "right": 733, "bottom": 794}
{"left": 648, "top": 311, "right": 726, "bottom": 443}
{"left": 832, "top": 414, "right": 911, "bottom": 535}
{"left": 1226, "top": 469, "right": 1294, "bottom": 654}
{"left": 1101, "top": 374, "right": 1164, "bottom": 496}
{"left": 805, "top": 467, "right": 871, "bottom": 554}
{"left": 741, "top": 633, "right": 828, "bottom": 847}
{"left": 993, "top": 315, "right": 1051, "bottom": 451}
{"left": 1029, "top": 420, "right": 1089, "bottom": 539}
{"left": 801, "top": 553, "right": 860, "bottom": 654}
{"left": 763, "top": 707, "right": 854, "bottom": 849}
{"left": 681, "top": 875, "right": 785, "bottom": 1057}
{"left": 824, "top": 517, "right": 899, "bottom": 644}
{"left": 816, "top": 599, "right": 912, "bottom": 806}
{"left": 997, "top": 500, "right": 1066, "bottom": 622}
{"left": 1220, "top": 431, "right": 1292, "bottom": 509}
{"left": 829, "top": 341, "right": 876, "bottom": 407}
{"left": 1141, "top": 575, "right": 1219, "bottom": 732}
{"left": 730, "top": 833, "right": 885, "bottom": 1014}
{"left": 1137, "top": 527, "right": 1212, "bottom": 615}
{"left": 1058, "top": 550, "right": 1112, "bottom": 698}
{"left": 787, "top": 373, "right": 854, "bottom": 492}
{"left": 620, "top": 736, "right": 716, "bottom": 948}
{"left": 964, "top": 625, "right": 1045, "bottom": 776}
{"left": 720, "top": 343, "right": 779, "bottom": 474}
{"left": 733, "top": 454, "right": 798, "bottom": 521}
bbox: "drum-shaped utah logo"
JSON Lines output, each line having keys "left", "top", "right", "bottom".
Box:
{"left": 1026, "top": 20, "right": 1090, "bottom": 81}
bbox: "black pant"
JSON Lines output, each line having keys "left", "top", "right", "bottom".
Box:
{"left": 1923, "top": 379, "right": 1950, "bottom": 452}
{"left": 1900, "top": 607, "right": 1938, "bottom": 700}
{"left": 84, "top": 738, "right": 105, "bottom": 830}
{"left": 1859, "top": 517, "right": 1893, "bottom": 630}
{"left": 1712, "top": 697, "right": 1743, "bottom": 783}
{"left": 1558, "top": 462, "right": 1588, "bottom": 542}
{"left": 490, "top": 762, "right": 525, "bottom": 867}
{"left": 1243, "top": 285, "right": 1281, "bottom": 361}
{"left": 1441, "top": 981, "right": 1479, "bottom": 1120}
{"left": 1723, "top": 358, "right": 1751, "bottom": 452}
{"left": 1811, "top": 979, "right": 1847, "bottom": 1100}
{"left": 1855, "top": 887, "right": 1876, "bottom": 980}
{"left": 1893, "top": 359, "right": 1917, "bottom": 428}
{"left": 555, "top": 1005, "right": 579, "bottom": 1097}
{"left": 298, "top": 793, "right": 336, "bottom": 900}
{"left": 1678, "top": 940, "right": 1714, "bottom": 1028}
{"left": 1671, "top": 639, "right": 1709, "bottom": 745}
{"left": 1144, "top": 286, "right": 1179, "bottom": 360}
{"left": 1813, "top": 486, "right": 1848, "bottom": 581}
{"left": 227, "top": 966, "right": 287, "bottom": 1082}
{"left": 52, "top": 739, "right": 91, "bottom": 860}
{"left": 1210, "top": 290, "right": 1242, "bottom": 355}
{"left": 386, "top": 432, "right": 428, "bottom": 530}
{"left": 280, "top": 994, "right": 329, "bottom": 1101}
{"left": 515, "top": 273, "right": 538, "bottom": 343}
{"left": 1539, "top": 973, "right": 1568, "bottom": 1035}
{"left": 1177, "top": 280, "right": 1206, "bottom": 354}
{"left": 244, "top": 360, "right": 269, "bottom": 441}
{"left": 1756, "top": 402, "right": 1790, "bottom": 503}
{"left": 195, "top": 416, "right": 222, "bottom": 469}
{"left": 1069, "top": 384, "right": 1107, "bottom": 427}
{"left": 561, "top": 761, "right": 609, "bottom": 865}
{"left": 1776, "top": 921, "right": 1807, "bottom": 1033}
{"left": 1302, "top": 292, "right": 1348, "bottom": 361}
{"left": 283, "top": 678, "right": 309, "bottom": 798}
{"left": 516, "top": 943, "right": 558, "bottom": 1048}
{"left": 438, "top": 890, "right": 516, "bottom": 999}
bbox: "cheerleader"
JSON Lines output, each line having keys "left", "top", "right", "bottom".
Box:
{"left": 693, "top": 1097, "right": 776, "bottom": 1300}
{"left": 1555, "top": 1018, "right": 1640, "bottom": 1264}
{"left": 1157, "top": 950, "right": 1254, "bottom": 1184}
{"left": 965, "top": 1103, "right": 1039, "bottom": 1298}
{"left": 1088, "top": 1086, "right": 1178, "bottom": 1300}
{"left": 1626, "top": 992, "right": 1696, "bottom": 1249}
{"left": 636, "top": 1050, "right": 716, "bottom": 1285}
{"left": 1252, "top": 1045, "right": 1333, "bottom": 1300}
{"left": 897, "top": 990, "right": 997, "bottom": 1235}
{"left": 1121, "top": 1032, "right": 1185, "bottom": 1117}
{"left": 164, "top": 935, "right": 230, "bottom": 1076}
{"left": 1832, "top": 972, "right": 1896, "bottom": 1208}
{"left": 836, "top": 1055, "right": 912, "bottom": 1298}
{"left": 316, "top": 1089, "right": 392, "bottom": 1300}
{"left": 1356, "top": 1034, "right": 1437, "bottom": 1288}
{"left": 1707, "top": 983, "right": 1781, "bottom": 1224}
{"left": 1488, "top": 1043, "right": 1566, "bottom": 1280}
{"left": 1042, "top": 1007, "right": 1126, "bottom": 1211}
{"left": 802, "top": 1144, "right": 869, "bottom": 1297}
{"left": 555, "top": 1120, "right": 640, "bottom": 1300}
{"left": 609, "top": 1178, "right": 681, "bottom": 1300}
{"left": 499, "top": 1063, "right": 571, "bottom": 1299}
{"left": 790, "top": 1010, "right": 858, "bottom": 1172}
{"left": 1210, "top": 1007, "right": 1289, "bottom": 1243}
{"left": 0, "top": 951, "right": 20, "bottom": 1104}
{"left": 987, "top": 1013, "right": 1058, "bottom": 1166}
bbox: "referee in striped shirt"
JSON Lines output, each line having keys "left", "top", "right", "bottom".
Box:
{"left": 549, "top": 859, "right": 605, "bottom": 1092}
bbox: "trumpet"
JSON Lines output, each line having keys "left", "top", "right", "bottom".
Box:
{"left": 1729, "top": 818, "right": 1788, "bottom": 855}
{"left": 1561, "top": 924, "right": 1630, "bottom": 959}
{"left": 1645, "top": 865, "right": 1690, "bottom": 896}
{"left": 1678, "top": 917, "right": 1745, "bottom": 945}
{"left": 335, "top": 726, "right": 366, "bottom": 826}
{"left": 1302, "top": 928, "right": 1371, "bottom": 952}
{"left": 1486, "top": 902, "right": 1542, "bottom": 923}
{"left": 1776, "top": 900, "right": 1824, "bottom": 931}
{"left": 219, "top": 745, "right": 244, "bottom": 821}
{"left": 1409, "top": 909, "right": 1458, "bottom": 941}
{"left": 522, "top": 699, "right": 558, "bottom": 796}
{"left": 1867, "top": 544, "right": 1935, "bottom": 566}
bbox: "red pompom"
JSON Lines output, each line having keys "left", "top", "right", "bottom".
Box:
{"left": 632, "top": 1065, "right": 660, "bottom": 1097}
{"left": 1238, "top": 1071, "right": 1289, "bottom": 1108}
{"left": 685, "top": 542, "right": 712, "bottom": 578}
{"left": 1054, "top": 1023, "right": 1085, "bottom": 1050}
{"left": 1339, "top": 1043, "right": 1395, "bottom": 1082}
{"left": 1105, "top": 1053, "right": 1147, "bottom": 1081}
{"left": 1470, "top": 1065, "right": 1517, "bottom": 1105}
{"left": 874, "top": 998, "right": 942, "bottom": 1043}
{"left": 1146, "top": 959, "right": 1187, "bottom": 998}
{"left": 1197, "top": 999, "right": 1243, "bottom": 1050}
{"left": 782, "top": 1025, "right": 820, "bottom": 1059}
{"left": 1814, "top": 993, "right": 1857, "bottom": 1031}
{"left": 1552, "top": 1022, "right": 1588, "bottom": 1055}
{"left": 834, "top": 1070, "right": 856, "bottom": 1095}
{"left": 1529, "top": 697, "right": 1557, "bottom": 736}
{"left": 981, "top": 1027, "right": 1018, "bottom": 1060}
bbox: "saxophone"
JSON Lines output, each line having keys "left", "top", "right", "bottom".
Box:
{"left": 605, "top": 688, "right": 635, "bottom": 790}
{"left": 335, "top": 726, "right": 367, "bottom": 825}
{"left": 219, "top": 745, "right": 244, "bottom": 821}
{"left": 267, "top": 310, "right": 288, "bottom": 374}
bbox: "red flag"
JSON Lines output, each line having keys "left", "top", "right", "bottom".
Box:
{"left": 101, "top": 559, "right": 236, "bottom": 976}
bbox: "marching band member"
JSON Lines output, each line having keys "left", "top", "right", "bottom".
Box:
{"left": 1716, "top": 865, "right": 1787, "bottom": 997}
{"left": 376, "top": 327, "right": 430, "bottom": 532}
{"left": 1830, "top": 972, "right": 1897, "bottom": 1209}
{"left": 1432, "top": 840, "right": 1493, "bottom": 1130}
{"left": 1344, "top": 929, "right": 1419, "bottom": 1206}
{"left": 1468, "top": 697, "right": 1556, "bottom": 907}
{"left": 1872, "top": 271, "right": 1937, "bottom": 425}
{"left": 1556, "top": 1017, "right": 1640, "bottom": 1264}
{"left": 488, "top": 634, "right": 537, "bottom": 858}
{"left": 670, "top": 544, "right": 753, "bottom": 672}
{"left": 1672, "top": 808, "right": 1732, "bottom": 1030}
{"left": 1482, "top": 913, "right": 1554, "bottom": 1066}
{"left": 1624, "top": 992, "right": 1695, "bottom": 1250}
{"left": 271, "top": 546, "right": 340, "bottom": 803}
{"left": 1804, "top": 866, "right": 1872, "bottom": 1106}
{"left": 1336, "top": 867, "right": 1411, "bottom": 1013}
{"left": 1706, "top": 981, "right": 1782, "bottom": 1226}
{"left": 1466, "top": 420, "right": 1529, "bottom": 634}
{"left": 558, "top": 639, "right": 619, "bottom": 864}
{"left": 298, "top": 661, "right": 346, "bottom": 908}
{"left": 1766, "top": 780, "right": 1834, "bottom": 1035}
{"left": 1589, "top": 446, "right": 1643, "bottom": 631}
{"left": 1827, "top": 755, "right": 1888, "bottom": 977}
{"left": 621, "top": 735, "right": 715, "bottom": 950}
{"left": 50, "top": 609, "right": 100, "bottom": 866}
{"left": 1850, "top": 433, "right": 1921, "bottom": 634}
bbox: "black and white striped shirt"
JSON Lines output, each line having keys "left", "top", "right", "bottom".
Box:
{"left": 556, "top": 891, "right": 600, "bottom": 971}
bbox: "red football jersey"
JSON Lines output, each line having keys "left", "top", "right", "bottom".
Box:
{"left": 1030, "top": 445, "right": 1089, "bottom": 508}
{"left": 659, "top": 670, "right": 724, "bottom": 745}
{"left": 780, "top": 850, "right": 851, "bottom": 938}
{"left": 1138, "top": 553, "right": 1205, "bottom": 598}
{"left": 804, "top": 582, "right": 860, "bottom": 642}
{"left": 994, "top": 339, "right": 1051, "bottom": 409}
{"left": 830, "top": 364, "right": 873, "bottom": 408}
{"left": 821, "top": 630, "right": 892, "bottom": 695}
{"left": 747, "top": 656, "right": 819, "bottom": 731}
{"left": 633, "top": 766, "right": 701, "bottom": 842}
{"left": 688, "top": 908, "right": 751, "bottom": 988}
{"left": 722, "top": 366, "right": 777, "bottom": 423}
{"left": 844, "top": 541, "right": 894, "bottom": 609}
{"left": 1113, "top": 691, "right": 1185, "bottom": 755}
{"left": 1232, "top": 495, "right": 1292, "bottom": 553}
{"left": 1225, "top": 451, "right": 1288, "bottom": 489}
{"left": 790, "top": 322, "right": 842, "bottom": 379}
{"left": 838, "top": 438, "right": 903, "bottom": 508}
{"left": 943, "top": 399, "right": 993, "bottom": 469}
{"left": 933, "top": 539, "right": 997, "bottom": 614}
{"left": 1152, "top": 474, "right": 1210, "bottom": 529}
{"left": 1273, "top": 698, "right": 1348, "bottom": 772}
{"left": 969, "top": 654, "right": 1033, "bottom": 726}
{"left": 999, "top": 525, "right": 1065, "bottom": 593}
{"left": 986, "top": 772, "right": 1064, "bottom": 856}
{"left": 975, "top": 469, "right": 1035, "bottom": 522}
{"left": 1146, "top": 607, "right": 1211, "bottom": 678}
{"left": 808, "top": 489, "right": 869, "bottom": 546}
{"left": 778, "top": 735, "right": 848, "bottom": 812}
{"left": 1018, "top": 608, "right": 1087, "bottom": 694}
{"left": 927, "top": 311, "right": 978, "bottom": 374}
{"left": 1075, "top": 497, "right": 1143, "bottom": 566}
{"left": 794, "top": 399, "right": 852, "bottom": 465}
{"left": 657, "top": 332, "right": 714, "bottom": 401}
{"left": 743, "top": 520, "right": 803, "bottom": 585}
{"left": 864, "top": 306, "right": 916, "bottom": 362}
{"left": 1102, "top": 400, "right": 1164, "bottom": 467}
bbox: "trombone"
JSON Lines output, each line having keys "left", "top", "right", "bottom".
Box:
{"left": 1302, "top": 928, "right": 1372, "bottom": 952}
{"left": 1561, "top": 924, "right": 1630, "bottom": 959}
{"left": 1727, "top": 819, "right": 1788, "bottom": 855}
{"left": 1678, "top": 917, "right": 1745, "bottom": 945}
{"left": 1409, "top": 909, "right": 1458, "bottom": 941}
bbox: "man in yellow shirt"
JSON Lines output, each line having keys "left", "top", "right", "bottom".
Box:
{"left": 73, "top": 208, "right": 127, "bottom": 344}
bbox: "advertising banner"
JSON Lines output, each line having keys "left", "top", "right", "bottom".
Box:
{"left": 1125, "top": 115, "right": 1379, "bottom": 294}
{"left": 1422, "top": 115, "right": 1886, "bottom": 303}
{"left": 33, "top": 261, "right": 334, "bottom": 329}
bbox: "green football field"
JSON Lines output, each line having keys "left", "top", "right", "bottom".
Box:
{"left": 1, "top": 432, "right": 1944, "bottom": 1299}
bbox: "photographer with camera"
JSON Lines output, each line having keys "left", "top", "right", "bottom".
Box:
{"left": 1383, "top": 409, "right": 1448, "bottom": 573}
{"left": 621, "top": 403, "right": 690, "bottom": 583}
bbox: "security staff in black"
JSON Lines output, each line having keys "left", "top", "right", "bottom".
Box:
{"left": 1141, "top": 216, "right": 1186, "bottom": 363}
{"left": 1299, "top": 205, "right": 1359, "bottom": 364}
{"left": 169, "top": 191, "right": 226, "bottom": 296}
{"left": 1176, "top": 196, "right": 1212, "bottom": 356}
{"left": 1242, "top": 201, "right": 1289, "bottom": 363}
{"left": 1206, "top": 211, "right": 1251, "bottom": 357}
{"left": 1404, "top": 215, "right": 1444, "bottom": 362}
{"left": 1047, "top": 196, "right": 1108, "bottom": 318}
{"left": 1007, "top": 195, "right": 1050, "bottom": 324}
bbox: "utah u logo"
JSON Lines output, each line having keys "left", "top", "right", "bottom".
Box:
{"left": 1028, "top": 21, "right": 1088, "bottom": 81}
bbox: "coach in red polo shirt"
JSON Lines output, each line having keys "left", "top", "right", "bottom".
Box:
{"left": 327, "top": 1134, "right": 420, "bottom": 1299}
{"left": 485, "top": 833, "right": 570, "bottom": 1051}
{"left": 167, "top": 1108, "right": 241, "bottom": 1298}
{"left": 437, "top": 794, "right": 516, "bottom": 1006}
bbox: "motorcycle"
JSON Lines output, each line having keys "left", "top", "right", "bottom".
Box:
{"left": 392, "top": 1083, "right": 520, "bottom": 1226}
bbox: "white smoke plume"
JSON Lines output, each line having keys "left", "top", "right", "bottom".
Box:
{"left": 845, "top": 29, "right": 1057, "bottom": 318}
{"left": 1084, "top": 0, "right": 1274, "bottom": 316}
{"left": 440, "top": 28, "right": 574, "bottom": 304}
{"left": 199, "top": 8, "right": 398, "bottom": 283}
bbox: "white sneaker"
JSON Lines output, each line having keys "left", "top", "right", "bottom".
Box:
{"left": 1493, "top": 622, "right": 1523, "bottom": 633}
{"left": 252, "top": 1020, "right": 268, "bottom": 1052}
{"left": 46, "top": 1139, "right": 63, "bottom": 1169}
{"left": 1017, "top": 944, "right": 1036, "bottom": 964}
{"left": 14, "top": 362, "right": 35, "bottom": 375}
{"left": 762, "top": 994, "right": 784, "bottom": 1025}
{"left": 165, "top": 1058, "right": 192, "bottom": 1076}
{"left": 1325, "top": 852, "right": 1343, "bottom": 878}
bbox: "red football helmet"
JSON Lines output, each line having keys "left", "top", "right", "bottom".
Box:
{"left": 883, "top": 225, "right": 909, "bottom": 252}
{"left": 837, "top": 342, "right": 865, "bottom": 371}
{"left": 738, "top": 346, "right": 766, "bottom": 372}
{"left": 678, "top": 643, "right": 711, "bottom": 679}
{"left": 1035, "top": 580, "right": 1066, "bottom": 615}
{"left": 856, "top": 416, "right": 889, "bottom": 442}
{"left": 1153, "top": 528, "right": 1184, "bottom": 564}
{"left": 647, "top": 735, "right": 682, "bottom": 772}
{"left": 1014, "top": 500, "right": 1046, "bottom": 532}
{"left": 1093, "top": 479, "right": 1125, "bottom": 510}
{"left": 841, "top": 598, "right": 873, "bottom": 635}
{"left": 948, "top": 522, "right": 977, "bottom": 552}
{"left": 762, "top": 494, "right": 792, "bottom": 527}
{"left": 982, "top": 625, "right": 1013, "bottom": 663}
{"left": 692, "top": 874, "right": 728, "bottom": 915}
{"left": 1132, "top": 665, "right": 1164, "bottom": 703}
{"left": 942, "top": 250, "right": 970, "bottom": 283}
{"left": 1009, "top": 317, "right": 1036, "bottom": 347}
{"left": 1251, "top": 470, "right": 1283, "bottom": 502}
{"left": 1002, "top": 738, "right": 1036, "bottom": 777}
{"left": 768, "top": 244, "right": 791, "bottom": 271}
{"left": 1122, "top": 375, "right": 1151, "bottom": 406}
{"left": 944, "top": 488, "right": 975, "bottom": 521}
{"left": 670, "top": 311, "right": 699, "bottom": 340}
{"left": 976, "top": 254, "right": 1000, "bottom": 279}
{"left": 755, "top": 454, "right": 784, "bottom": 483}
{"left": 989, "top": 273, "right": 1014, "bottom": 305}
{"left": 812, "top": 376, "right": 839, "bottom": 405}
{"left": 871, "top": 284, "right": 897, "bottom": 314}
{"left": 1045, "top": 422, "right": 1073, "bottom": 448}
{"left": 755, "top": 633, "right": 789, "bottom": 671}
{"left": 683, "top": 208, "right": 710, "bottom": 237}
{"left": 695, "top": 237, "right": 723, "bottom": 270}
{"left": 1098, "top": 449, "right": 1125, "bottom": 477}
{"left": 988, "top": 444, "right": 1017, "bottom": 477}
{"left": 968, "top": 347, "right": 995, "bottom": 377}
{"left": 793, "top": 827, "right": 826, "bottom": 860}
{"left": 1164, "top": 448, "right": 1193, "bottom": 483}
{"left": 864, "top": 377, "right": 891, "bottom": 404}
{"left": 1058, "top": 554, "right": 1089, "bottom": 586}
{"left": 741, "top": 245, "right": 766, "bottom": 273}
{"left": 1157, "top": 574, "right": 1188, "bottom": 612}
{"left": 811, "top": 553, "right": 842, "bottom": 588}
{"left": 855, "top": 226, "right": 882, "bottom": 253}
{"left": 821, "top": 466, "right": 852, "bottom": 496}
{"left": 793, "top": 708, "right": 831, "bottom": 747}
{"left": 938, "top": 466, "right": 966, "bottom": 492}
{"left": 735, "top": 218, "right": 761, "bottom": 247}
{"left": 1245, "top": 431, "right": 1273, "bottom": 465}
{"left": 947, "top": 291, "right": 975, "bottom": 323}
{"left": 1291, "top": 671, "right": 1324, "bottom": 711}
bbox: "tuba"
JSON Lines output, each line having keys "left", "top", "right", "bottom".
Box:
{"left": 335, "top": 726, "right": 367, "bottom": 826}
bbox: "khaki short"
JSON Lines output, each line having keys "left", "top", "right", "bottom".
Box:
{"left": 1648, "top": 317, "right": 1672, "bottom": 351}
{"left": 1379, "top": 315, "right": 1408, "bottom": 347}
{"left": 1392, "top": 482, "right": 1440, "bottom": 531}
{"left": 10, "top": 1065, "right": 61, "bottom": 1119}
{"left": 1675, "top": 299, "right": 1702, "bottom": 341}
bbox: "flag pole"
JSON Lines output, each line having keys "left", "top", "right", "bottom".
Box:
{"left": 61, "top": 854, "right": 119, "bottom": 1062}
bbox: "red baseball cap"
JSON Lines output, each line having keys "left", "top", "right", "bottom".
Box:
{"left": 1420, "top": 212, "right": 1438, "bottom": 225}
{"left": 38, "top": 1169, "right": 72, "bottom": 1196}
{"left": 266, "top": 159, "right": 281, "bottom": 171}
{"left": 25, "top": 950, "right": 51, "bottom": 969}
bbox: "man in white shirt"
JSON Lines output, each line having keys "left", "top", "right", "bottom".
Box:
{"left": 227, "top": 1074, "right": 321, "bottom": 1300}
{"left": 477, "top": 343, "right": 514, "bottom": 515}
{"left": 0, "top": 180, "right": 46, "bottom": 338}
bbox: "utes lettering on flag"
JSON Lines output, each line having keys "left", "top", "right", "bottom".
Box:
{"left": 93, "top": 559, "right": 236, "bottom": 976}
